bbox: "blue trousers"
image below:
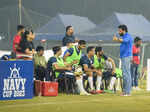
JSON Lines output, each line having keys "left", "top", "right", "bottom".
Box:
{"left": 131, "top": 64, "right": 139, "bottom": 87}
{"left": 121, "top": 57, "right": 132, "bottom": 94}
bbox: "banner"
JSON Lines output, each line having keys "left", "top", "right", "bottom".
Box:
{"left": 0, "top": 61, "right": 33, "bottom": 100}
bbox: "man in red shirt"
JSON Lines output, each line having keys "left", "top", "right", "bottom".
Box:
{"left": 131, "top": 37, "right": 142, "bottom": 90}
{"left": 13, "top": 25, "right": 25, "bottom": 53}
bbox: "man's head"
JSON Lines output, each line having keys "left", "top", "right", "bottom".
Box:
{"left": 134, "top": 36, "right": 142, "bottom": 47}
{"left": 24, "top": 30, "right": 34, "bottom": 42}
{"left": 36, "top": 46, "right": 44, "bottom": 56}
{"left": 87, "top": 46, "right": 95, "bottom": 57}
{"left": 66, "top": 26, "right": 74, "bottom": 36}
{"left": 78, "top": 40, "right": 86, "bottom": 50}
{"left": 118, "top": 25, "right": 128, "bottom": 36}
{"left": 95, "top": 46, "right": 104, "bottom": 56}
{"left": 52, "top": 46, "right": 62, "bottom": 56}
{"left": 66, "top": 40, "right": 74, "bottom": 48}
{"left": 17, "top": 25, "right": 25, "bottom": 35}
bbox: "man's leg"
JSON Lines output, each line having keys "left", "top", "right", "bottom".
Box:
{"left": 96, "top": 70, "right": 103, "bottom": 92}
{"left": 109, "top": 76, "right": 116, "bottom": 90}
{"left": 76, "top": 76, "right": 90, "bottom": 95}
{"left": 121, "top": 57, "right": 132, "bottom": 95}
{"left": 131, "top": 64, "right": 136, "bottom": 88}
{"left": 86, "top": 72, "right": 94, "bottom": 90}
{"left": 135, "top": 64, "right": 140, "bottom": 89}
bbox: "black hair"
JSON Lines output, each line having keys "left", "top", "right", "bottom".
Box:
{"left": 134, "top": 36, "right": 142, "bottom": 43}
{"left": 52, "top": 46, "right": 61, "bottom": 55}
{"left": 17, "top": 25, "right": 25, "bottom": 32}
{"left": 22, "top": 30, "right": 34, "bottom": 40}
{"left": 66, "top": 25, "right": 72, "bottom": 32}
{"left": 66, "top": 39, "right": 73, "bottom": 45}
{"left": 19, "top": 30, "right": 33, "bottom": 48}
{"left": 36, "top": 46, "right": 44, "bottom": 52}
{"left": 78, "top": 40, "right": 86, "bottom": 45}
{"left": 95, "top": 46, "right": 102, "bottom": 54}
{"left": 118, "top": 24, "right": 128, "bottom": 32}
{"left": 87, "top": 46, "right": 95, "bottom": 53}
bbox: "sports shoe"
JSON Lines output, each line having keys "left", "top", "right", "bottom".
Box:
{"left": 120, "top": 93, "right": 131, "bottom": 96}
{"left": 89, "top": 90, "right": 97, "bottom": 94}
{"left": 132, "top": 87, "right": 136, "bottom": 90}
{"left": 96, "top": 90, "right": 104, "bottom": 94}
{"left": 80, "top": 91, "right": 91, "bottom": 96}
{"left": 104, "top": 89, "right": 114, "bottom": 94}
{"left": 135, "top": 87, "right": 141, "bottom": 91}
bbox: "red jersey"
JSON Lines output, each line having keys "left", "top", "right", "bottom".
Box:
{"left": 132, "top": 45, "right": 140, "bottom": 65}
{"left": 13, "top": 35, "right": 21, "bottom": 53}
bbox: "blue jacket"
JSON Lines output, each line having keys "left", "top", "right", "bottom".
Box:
{"left": 120, "top": 33, "right": 133, "bottom": 58}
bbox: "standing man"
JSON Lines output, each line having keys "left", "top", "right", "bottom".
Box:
{"left": 131, "top": 37, "right": 142, "bottom": 90}
{"left": 13, "top": 25, "right": 25, "bottom": 53}
{"left": 113, "top": 25, "right": 133, "bottom": 96}
{"left": 62, "top": 26, "right": 79, "bottom": 46}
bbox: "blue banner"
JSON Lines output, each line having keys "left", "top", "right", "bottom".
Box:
{"left": 0, "top": 61, "right": 33, "bottom": 100}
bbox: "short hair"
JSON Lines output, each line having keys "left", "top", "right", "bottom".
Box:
{"left": 95, "top": 46, "right": 102, "bottom": 54}
{"left": 118, "top": 24, "right": 128, "bottom": 32}
{"left": 36, "top": 46, "right": 44, "bottom": 52}
{"left": 66, "top": 39, "right": 73, "bottom": 45}
{"left": 17, "top": 25, "right": 25, "bottom": 32}
{"left": 21, "top": 30, "right": 32, "bottom": 40}
{"left": 87, "top": 46, "right": 95, "bottom": 53}
{"left": 66, "top": 25, "right": 72, "bottom": 32}
{"left": 52, "top": 46, "right": 61, "bottom": 55}
{"left": 134, "top": 36, "right": 142, "bottom": 43}
{"left": 78, "top": 40, "right": 86, "bottom": 45}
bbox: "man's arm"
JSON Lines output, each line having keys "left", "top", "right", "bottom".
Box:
{"left": 63, "top": 48, "right": 74, "bottom": 61}
{"left": 63, "top": 52, "right": 71, "bottom": 62}
{"left": 75, "top": 37, "right": 79, "bottom": 43}
{"left": 108, "top": 57, "right": 116, "bottom": 74}
{"left": 83, "top": 64, "right": 96, "bottom": 72}
{"left": 25, "top": 48, "right": 34, "bottom": 55}
{"left": 113, "top": 35, "right": 123, "bottom": 43}
{"left": 53, "top": 63, "right": 71, "bottom": 71}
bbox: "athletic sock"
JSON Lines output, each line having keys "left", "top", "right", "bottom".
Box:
{"left": 109, "top": 77, "right": 116, "bottom": 90}
{"left": 88, "top": 76, "right": 94, "bottom": 90}
{"left": 96, "top": 76, "right": 102, "bottom": 91}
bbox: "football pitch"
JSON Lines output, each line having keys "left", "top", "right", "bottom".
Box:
{"left": 0, "top": 90, "right": 150, "bottom": 112}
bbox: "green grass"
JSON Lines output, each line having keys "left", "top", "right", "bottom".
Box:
{"left": 0, "top": 90, "right": 150, "bottom": 112}
{"left": 0, "top": 80, "right": 150, "bottom": 112}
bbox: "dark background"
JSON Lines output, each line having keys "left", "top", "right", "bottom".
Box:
{"left": 0, "top": 0, "right": 150, "bottom": 50}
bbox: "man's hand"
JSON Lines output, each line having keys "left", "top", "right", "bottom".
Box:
{"left": 73, "top": 60, "right": 79, "bottom": 64}
{"left": 112, "top": 69, "right": 116, "bottom": 75}
{"left": 67, "top": 66, "right": 72, "bottom": 71}
{"left": 113, "top": 35, "right": 118, "bottom": 41}
{"left": 96, "top": 70, "right": 102, "bottom": 76}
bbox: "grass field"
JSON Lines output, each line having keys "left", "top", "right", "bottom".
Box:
{"left": 0, "top": 81, "right": 150, "bottom": 112}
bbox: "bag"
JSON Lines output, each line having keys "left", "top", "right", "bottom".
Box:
{"left": 42, "top": 82, "right": 58, "bottom": 96}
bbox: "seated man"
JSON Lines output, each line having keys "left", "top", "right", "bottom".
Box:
{"left": 34, "top": 46, "right": 48, "bottom": 81}
{"left": 63, "top": 40, "right": 86, "bottom": 66}
{"left": 48, "top": 46, "right": 89, "bottom": 95}
{"left": 80, "top": 46, "right": 102, "bottom": 94}
{"left": 94, "top": 46, "right": 116, "bottom": 91}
